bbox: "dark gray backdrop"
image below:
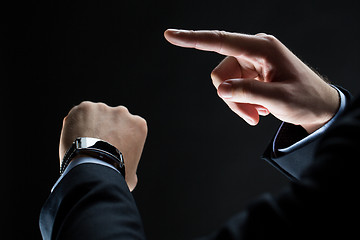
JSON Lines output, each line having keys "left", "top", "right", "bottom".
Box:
{"left": 3, "top": 0, "right": 360, "bottom": 239}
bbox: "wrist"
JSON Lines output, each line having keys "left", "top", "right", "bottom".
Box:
{"left": 301, "top": 122, "right": 327, "bottom": 134}
{"left": 60, "top": 137, "right": 125, "bottom": 177}
{"left": 301, "top": 85, "right": 340, "bottom": 134}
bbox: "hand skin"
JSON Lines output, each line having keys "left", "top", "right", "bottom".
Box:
{"left": 164, "top": 29, "right": 340, "bottom": 133}
{"left": 59, "top": 101, "right": 148, "bottom": 191}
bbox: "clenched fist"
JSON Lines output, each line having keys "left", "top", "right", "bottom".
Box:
{"left": 59, "top": 101, "right": 148, "bottom": 191}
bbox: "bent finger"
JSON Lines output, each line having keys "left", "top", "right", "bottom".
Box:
{"left": 225, "top": 101, "right": 260, "bottom": 126}
{"left": 218, "top": 79, "right": 282, "bottom": 108}
{"left": 211, "top": 56, "right": 242, "bottom": 88}
{"left": 255, "top": 105, "right": 270, "bottom": 116}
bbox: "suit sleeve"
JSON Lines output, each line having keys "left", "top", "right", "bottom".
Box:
{"left": 262, "top": 123, "right": 322, "bottom": 181}
{"left": 262, "top": 85, "right": 352, "bottom": 181}
{"left": 39, "top": 163, "right": 146, "bottom": 240}
{"left": 197, "top": 92, "right": 358, "bottom": 240}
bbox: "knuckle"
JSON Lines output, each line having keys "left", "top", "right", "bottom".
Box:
{"left": 255, "top": 33, "right": 280, "bottom": 62}
{"left": 256, "top": 33, "right": 277, "bottom": 42}
{"left": 263, "top": 35, "right": 278, "bottom": 45}
{"left": 62, "top": 115, "right": 68, "bottom": 126}
{"left": 77, "top": 101, "right": 94, "bottom": 111}
{"left": 213, "top": 30, "right": 227, "bottom": 52}
{"left": 115, "top": 105, "right": 129, "bottom": 114}
{"left": 70, "top": 101, "right": 111, "bottom": 117}
{"left": 255, "top": 32, "right": 267, "bottom": 37}
{"left": 238, "top": 80, "right": 254, "bottom": 101}
{"left": 133, "top": 115, "right": 148, "bottom": 134}
{"left": 79, "top": 100, "right": 94, "bottom": 107}
{"left": 260, "top": 34, "right": 280, "bottom": 49}
{"left": 211, "top": 67, "right": 221, "bottom": 79}
{"left": 211, "top": 69, "right": 221, "bottom": 87}
{"left": 96, "top": 102, "right": 109, "bottom": 110}
{"left": 255, "top": 33, "right": 279, "bottom": 48}
{"left": 213, "top": 30, "right": 226, "bottom": 39}
{"left": 67, "top": 101, "right": 92, "bottom": 118}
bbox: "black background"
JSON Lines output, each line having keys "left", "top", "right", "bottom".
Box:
{"left": 3, "top": 0, "right": 360, "bottom": 239}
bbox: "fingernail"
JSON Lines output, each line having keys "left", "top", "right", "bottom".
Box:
{"left": 218, "top": 82, "right": 233, "bottom": 99}
{"left": 167, "top": 28, "right": 181, "bottom": 32}
{"left": 246, "top": 117, "right": 256, "bottom": 125}
{"left": 167, "top": 29, "right": 188, "bottom": 32}
{"left": 164, "top": 29, "right": 190, "bottom": 46}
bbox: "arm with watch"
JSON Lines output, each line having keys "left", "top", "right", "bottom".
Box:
{"left": 40, "top": 102, "right": 148, "bottom": 239}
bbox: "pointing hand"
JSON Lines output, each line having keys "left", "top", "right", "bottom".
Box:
{"left": 164, "top": 29, "right": 339, "bottom": 133}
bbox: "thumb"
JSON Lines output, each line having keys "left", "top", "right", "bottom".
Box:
{"left": 217, "top": 79, "right": 282, "bottom": 108}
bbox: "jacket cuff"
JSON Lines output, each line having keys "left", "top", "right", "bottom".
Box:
{"left": 51, "top": 156, "right": 121, "bottom": 192}
{"left": 273, "top": 85, "right": 347, "bottom": 157}
{"left": 262, "top": 85, "right": 351, "bottom": 181}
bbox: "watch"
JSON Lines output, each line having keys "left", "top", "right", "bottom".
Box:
{"left": 60, "top": 137, "right": 125, "bottom": 177}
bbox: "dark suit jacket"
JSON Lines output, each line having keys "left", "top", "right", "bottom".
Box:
{"left": 40, "top": 89, "right": 357, "bottom": 239}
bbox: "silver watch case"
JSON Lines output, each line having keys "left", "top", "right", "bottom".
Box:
{"left": 60, "top": 137, "right": 125, "bottom": 176}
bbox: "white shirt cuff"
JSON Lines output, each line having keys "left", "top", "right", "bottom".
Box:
{"left": 51, "top": 156, "right": 120, "bottom": 192}
{"left": 274, "top": 85, "right": 347, "bottom": 154}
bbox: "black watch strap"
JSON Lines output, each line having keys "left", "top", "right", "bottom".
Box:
{"left": 60, "top": 137, "right": 125, "bottom": 177}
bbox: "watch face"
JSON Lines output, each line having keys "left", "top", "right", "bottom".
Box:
{"left": 77, "top": 137, "right": 124, "bottom": 165}
{"left": 60, "top": 137, "right": 125, "bottom": 177}
{"left": 77, "top": 137, "right": 101, "bottom": 149}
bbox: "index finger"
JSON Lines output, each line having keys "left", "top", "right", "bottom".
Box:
{"left": 164, "top": 29, "right": 266, "bottom": 57}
